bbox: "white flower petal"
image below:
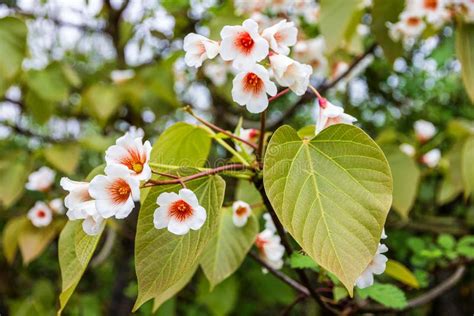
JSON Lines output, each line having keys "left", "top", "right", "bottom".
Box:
{"left": 168, "top": 218, "right": 190, "bottom": 235}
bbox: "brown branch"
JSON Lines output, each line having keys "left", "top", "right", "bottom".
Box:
{"left": 249, "top": 251, "right": 310, "bottom": 296}
{"left": 267, "top": 43, "right": 377, "bottom": 129}
{"left": 143, "top": 163, "right": 252, "bottom": 187}
{"left": 252, "top": 177, "right": 338, "bottom": 314}
{"left": 359, "top": 265, "right": 466, "bottom": 313}
{"left": 256, "top": 110, "right": 266, "bottom": 165}
{"left": 183, "top": 106, "right": 258, "bottom": 150}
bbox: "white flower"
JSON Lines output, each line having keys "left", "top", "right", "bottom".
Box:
{"left": 389, "top": 10, "right": 426, "bottom": 43}
{"left": 238, "top": 128, "right": 260, "bottom": 153}
{"left": 269, "top": 54, "right": 312, "bottom": 96}
{"left": 60, "top": 177, "right": 105, "bottom": 235}
{"left": 153, "top": 188, "right": 207, "bottom": 235}
{"left": 261, "top": 20, "right": 297, "bottom": 55}
{"left": 203, "top": 60, "right": 230, "bottom": 86}
{"left": 183, "top": 33, "right": 220, "bottom": 68}
{"left": 414, "top": 120, "right": 437, "bottom": 142}
{"left": 293, "top": 37, "right": 327, "bottom": 76}
{"left": 232, "top": 200, "right": 252, "bottom": 227}
{"left": 220, "top": 19, "right": 269, "bottom": 69}
{"left": 263, "top": 212, "right": 277, "bottom": 233}
{"left": 82, "top": 215, "right": 105, "bottom": 236}
{"left": 408, "top": 0, "right": 451, "bottom": 27}
{"left": 421, "top": 148, "right": 441, "bottom": 168}
{"left": 400, "top": 143, "right": 416, "bottom": 157}
{"left": 88, "top": 165, "right": 140, "bottom": 219}
{"left": 110, "top": 69, "right": 135, "bottom": 84}
{"left": 25, "top": 167, "right": 56, "bottom": 192}
{"left": 60, "top": 178, "right": 96, "bottom": 219}
{"left": 49, "top": 198, "right": 65, "bottom": 214}
{"left": 232, "top": 64, "right": 277, "bottom": 113}
{"left": 27, "top": 201, "right": 53, "bottom": 227}
{"left": 356, "top": 243, "right": 388, "bottom": 289}
{"left": 128, "top": 126, "right": 144, "bottom": 138}
{"left": 105, "top": 132, "right": 152, "bottom": 181}
{"left": 315, "top": 99, "right": 357, "bottom": 134}
{"left": 255, "top": 229, "right": 285, "bottom": 270}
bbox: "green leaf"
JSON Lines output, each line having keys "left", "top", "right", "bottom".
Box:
{"left": 58, "top": 220, "right": 105, "bottom": 315}
{"left": 44, "top": 143, "right": 81, "bottom": 175}
{"left": 263, "top": 125, "right": 392, "bottom": 295}
{"left": 333, "top": 286, "right": 348, "bottom": 302}
{"left": 437, "top": 234, "right": 456, "bottom": 250}
{"left": 25, "top": 90, "right": 55, "bottom": 124}
{"left": 462, "top": 136, "right": 474, "bottom": 198}
{"left": 297, "top": 125, "right": 316, "bottom": 139}
{"left": 151, "top": 122, "right": 211, "bottom": 168}
{"left": 197, "top": 275, "right": 239, "bottom": 316}
{"left": 18, "top": 219, "right": 65, "bottom": 265}
{"left": 383, "top": 146, "right": 420, "bottom": 218}
{"left": 0, "top": 17, "right": 27, "bottom": 91}
{"left": 134, "top": 171, "right": 225, "bottom": 310}
{"left": 25, "top": 62, "right": 70, "bottom": 102}
{"left": 371, "top": 0, "right": 405, "bottom": 63}
{"left": 319, "top": 0, "right": 362, "bottom": 53}
{"left": 385, "top": 260, "right": 420, "bottom": 288}
{"left": 2, "top": 216, "right": 29, "bottom": 264}
{"left": 437, "top": 141, "right": 464, "bottom": 205}
{"left": 289, "top": 252, "right": 319, "bottom": 271}
{"left": 152, "top": 265, "right": 197, "bottom": 313}
{"left": 457, "top": 236, "right": 474, "bottom": 259}
{"left": 82, "top": 83, "right": 122, "bottom": 124}
{"left": 358, "top": 283, "right": 407, "bottom": 309}
{"left": 456, "top": 20, "right": 474, "bottom": 103}
{"left": 200, "top": 208, "right": 258, "bottom": 289}
{"left": 0, "top": 150, "right": 33, "bottom": 208}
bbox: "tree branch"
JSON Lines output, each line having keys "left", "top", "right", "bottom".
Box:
{"left": 359, "top": 265, "right": 466, "bottom": 313}
{"left": 143, "top": 163, "right": 252, "bottom": 187}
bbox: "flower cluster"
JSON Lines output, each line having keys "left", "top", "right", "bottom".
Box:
{"left": 183, "top": 18, "right": 312, "bottom": 113}
{"left": 356, "top": 230, "right": 388, "bottom": 289}
{"left": 400, "top": 120, "right": 441, "bottom": 168}
{"left": 315, "top": 98, "right": 357, "bottom": 134}
{"left": 25, "top": 166, "right": 56, "bottom": 192}
{"left": 60, "top": 131, "right": 151, "bottom": 235}
{"left": 389, "top": 0, "right": 474, "bottom": 44}
{"left": 27, "top": 199, "right": 64, "bottom": 227}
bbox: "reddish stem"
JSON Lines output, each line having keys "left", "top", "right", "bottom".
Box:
{"left": 269, "top": 88, "right": 290, "bottom": 103}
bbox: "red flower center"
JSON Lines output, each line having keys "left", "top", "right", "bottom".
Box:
{"left": 424, "top": 0, "right": 438, "bottom": 10}
{"left": 169, "top": 199, "right": 193, "bottom": 222}
{"left": 109, "top": 179, "right": 131, "bottom": 204}
{"left": 243, "top": 72, "right": 263, "bottom": 95}
{"left": 120, "top": 148, "right": 145, "bottom": 174}
{"left": 235, "top": 206, "right": 248, "bottom": 216}
{"left": 407, "top": 17, "right": 421, "bottom": 26}
{"left": 235, "top": 32, "right": 254, "bottom": 54}
{"left": 248, "top": 129, "right": 259, "bottom": 140}
{"left": 37, "top": 210, "right": 46, "bottom": 218}
{"left": 255, "top": 236, "right": 267, "bottom": 250}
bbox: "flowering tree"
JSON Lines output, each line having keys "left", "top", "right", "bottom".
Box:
{"left": 1, "top": 0, "right": 474, "bottom": 315}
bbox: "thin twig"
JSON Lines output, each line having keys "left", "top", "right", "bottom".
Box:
{"left": 143, "top": 164, "right": 251, "bottom": 187}
{"left": 280, "top": 294, "right": 306, "bottom": 316}
{"left": 256, "top": 110, "right": 266, "bottom": 165}
{"left": 184, "top": 106, "right": 258, "bottom": 150}
{"left": 249, "top": 251, "right": 310, "bottom": 296}
{"left": 359, "top": 265, "right": 466, "bottom": 312}
{"left": 269, "top": 88, "right": 290, "bottom": 103}
{"left": 268, "top": 43, "right": 377, "bottom": 129}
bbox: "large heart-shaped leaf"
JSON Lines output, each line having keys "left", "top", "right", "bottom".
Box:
{"left": 462, "top": 136, "right": 474, "bottom": 198}
{"left": 263, "top": 125, "right": 392, "bottom": 294}
{"left": 58, "top": 220, "right": 105, "bottom": 314}
{"left": 383, "top": 146, "right": 420, "bottom": 218}
{"left": 200, "top": 208, "right": 258, "bottom": 289}
{"left": 456, "top": 21, "right": 474, "bottom": 103}
{"left": 134, "top": 172, "right": 225, "bottom": 310}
